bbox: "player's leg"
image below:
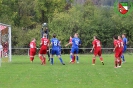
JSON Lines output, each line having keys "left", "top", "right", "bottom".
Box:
{"left": 39, "top": 53, "right": 44, "bottom": 65}
{"left": 47, "top": 48, "right": 50, "bottom": 61}
{"left": 70, "top": 51, "right": 73, "bottom": 62}
{"left": 42, "top": 50, "right": 47, "bottom": 64}
{"left": 50, "top": 49, "right": 55, "bottom": 65}
{"left": 98, "top": 50, "right": 104, "bottom": 65}
{"left": 29, "top": 49, "right": 34, "bottom": 63}
{"left": 121, "top": 47, "right": 126, "bottom": 63}
{"left": 118, "top": 51, "right": 122, "bottom": 67}
{"left": 39, "top": 48, "right": 45, "bottom": 65}
{"left": 42, "top": 54, "right": 46, "bottom": 64}
{"left": 114, "top": 53, "right": 119, "bottom": 68}
{"left": 75, "top": 48, "right": 79, "bottom": 63}
{"left": 92, "top": 50, "right": 97, "bottom": 65}
{"left": 56, "top": 50, "right": 65, "bottom": 65}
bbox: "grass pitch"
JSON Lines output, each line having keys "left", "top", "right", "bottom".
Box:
{"left": 0, "top": 54, "right": 133, "bottom": 88}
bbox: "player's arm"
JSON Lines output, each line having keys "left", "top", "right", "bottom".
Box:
{"left": 65, "top": 42, "right": 72, "bottom": 47}
{"left": 126, "top": 39, "right": 128, "bottom": 45}
{"left": 113, "top": 44, "right": 118, "bottom": 52}
{"left": 78, "top": 40, "right": 81, "bottom": 46}
{"left": 90, "top": 45, "right": 95, "bottom": 53}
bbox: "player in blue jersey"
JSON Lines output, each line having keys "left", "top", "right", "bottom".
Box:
{"left": 50, "top": 34, "right": 65, "bottom": 65}
{"left": 66, "top": 33, "right": 81, "bottom": 63}
{"left": 121, "top": 34, "right": 128, "bottom": 63}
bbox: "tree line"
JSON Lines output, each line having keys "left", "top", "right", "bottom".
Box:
{"left": 0, "top": 0, "right": 133, "bottom": 48}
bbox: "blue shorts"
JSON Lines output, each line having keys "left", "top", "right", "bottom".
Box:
{"left": 51, "top": 49, "right": 60, "bottom": 55}
{"left": 71, "top": 48, "right": 79, "bottom": 54}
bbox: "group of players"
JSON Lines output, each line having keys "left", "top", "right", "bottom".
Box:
{"left": 29, "top": 33, "right": 127, "bottom": 68}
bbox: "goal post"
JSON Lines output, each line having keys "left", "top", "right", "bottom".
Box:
{"left": 0, "top": 23, "right": 12, "bottom": 63}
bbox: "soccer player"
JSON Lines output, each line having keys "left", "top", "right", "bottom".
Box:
{"left": 66, "top": 33, "right": 81, "bottom": 63}
{"left": 39, "top": 33, "right": 50, "bottom": 65}
{"left": 121, "top": 34, "right": 128, "bottom": 62}
{"left": 113, "top": 36, "right": 122, "bottom": 68}
{"left": 29, "top": 38, "right": 36, "bottom": 63}
{"left": 41, "top": 27, "right": 50, "bottom": 61}
{"left": 50, "top": 34, "right": 65, "bottom": 65}
{"left": 90, "top": 36, "right": 104, "bottom": 65}
{"left": 65, "top": 36, "right": 76, "bottom": 63}
{"left": 118, "top": 36, "right": 123, "bottom": 66}
{"left": 3, "top": 42, "right": 8, "bottom": 57}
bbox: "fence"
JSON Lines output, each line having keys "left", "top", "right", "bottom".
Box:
{"left": 11, "top": 48, "right": 133, "bottom": 55}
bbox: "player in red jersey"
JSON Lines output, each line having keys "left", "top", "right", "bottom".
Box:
{"left": 113, "top": 36, "right": 122, "bottom": 68}
{"left": 29, "top": 38, "right": 36, "bottom": 63}
{"left": 90, "top": 36, "right": 104, "bottom": 65}
{"left": 39, "top": 33, "right": 50, "bottom": 65}
{"left": 3, "top": 42, "right": 8, "bottom": 57}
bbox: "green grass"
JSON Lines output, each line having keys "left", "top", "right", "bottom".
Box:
{"left": 0, "top": 54, "right": 133, "bottom": 88}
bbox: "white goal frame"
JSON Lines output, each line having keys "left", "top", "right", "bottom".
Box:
{"left": 0, "top": 23, "right": 12, "bottom": 63}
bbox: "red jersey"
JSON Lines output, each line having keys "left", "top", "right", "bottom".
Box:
{"left": 118, "top": 39, "right": 124, "bottom": 51}
{"left": 30, "top": 41, "right": 36, "bottom": 49}
{"left": 114, "top": 40, "right": 121, "bottom": 52}
{"left": 69, "top": 38, "right": 72, "bottom": 46}
{"left": 40, "top": 38, "right": 49, "bottom": 49}
{"left": 69, "top": 38, "right": 72, "bottom": 43}
{"left": 92, "top": 39, "right": 101, "bottom": 50}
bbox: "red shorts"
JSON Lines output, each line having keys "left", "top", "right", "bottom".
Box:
{"left": 115, "top": 50, "right": 122, "bottom": 58}
{"left": 30, "top": 49, "right": 36, "bottom": 56}
{"left": 39, "top": 48, "right": 47, "bottom": 54}
{"left": 94, "top": 48, "right": 102, "bottom": 56}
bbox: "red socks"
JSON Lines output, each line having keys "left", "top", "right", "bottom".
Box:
{"left": 72, "top": 56, "right": 75, "bottom": 63}
{"left": 92, "top": 58, "right": 96, "bottom": 64}
{"left": 100, "top": 57, "right": 103, "bottom": 62}
{"left": 115, "top": 60, "right": 117, "bottom": 67}
{"left": 39, "top": 56, "right": 46, "bottom": 65}
{"left": 30, "top": 57, "right": 34, "bottom": 62}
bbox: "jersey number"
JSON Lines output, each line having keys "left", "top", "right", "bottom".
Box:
{"left": 30, "top": 44, "right": 34, "bottom": 48}
{"left": 96, "top": 42, "right": 101, "bottom": 47}
{"left": 44, "top": 41, "right": 47, "bottom": 45}
{"left": 54, "top": 42, "right": 57, "bottom": 46}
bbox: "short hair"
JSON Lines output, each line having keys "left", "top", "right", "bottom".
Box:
{"left": 94, "top": 36, "right": 98, "bottom": 39}
{"left": 43, "top": 33, "right": 47, "bottom": 37}
{"left": 53, "top": 33, "right": 56, "bottom": 38}
{"left": 113, "top": 35, "right": 118, "bottom": 39}
{"left": 122, "top": 34, "right": 126, "bottom": 37}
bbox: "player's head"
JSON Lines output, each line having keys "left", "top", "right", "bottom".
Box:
{"left": 32, "top": 38, "right": 36, "bottom": 42}
{"left": 94, "top": 36, "right": 98, "bottom": 40}
{"left": 122, "top": 34, "right": 126, "bottom": 38}
{"left": 118, "top": 35, "right": 122, "bottom": 40}
{"left": 113, "top": 35, "right": 118, "bottom": 40}
{"left": 53, "top": 33, "right": 56, "bottom": 38}
{"left": 74, "top": 33, "right": 78, "bottom": 38}
{"left": 43, "top": 33, "right": 47, "bottom": 38}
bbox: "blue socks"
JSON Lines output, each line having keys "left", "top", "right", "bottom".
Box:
{"left": 51, "top": 58, "right": 53, "bottom": 64}
{"left": 76, "top": 56, "right": 79, "bottom": 62}
{"left": 121, "top": 54, "right": 125, "bottom": 62}
{"left": 59, "top": 58, "right": 63, "bottom": 63}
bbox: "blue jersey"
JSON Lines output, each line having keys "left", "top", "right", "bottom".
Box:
{"left": 123, "top": 38, "right": 128, "bottom": 46}
{"left": 51, "top": 38, "right": 59, "bottom": 50}
{"left": 72, "top": 38, "right": 81, "bottom": 48}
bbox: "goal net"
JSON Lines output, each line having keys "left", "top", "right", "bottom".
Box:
{"left": 0, "top": 23, "right": 11, "bottom": 65}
